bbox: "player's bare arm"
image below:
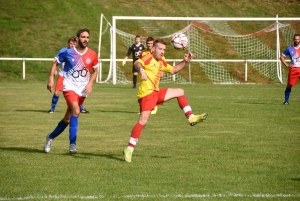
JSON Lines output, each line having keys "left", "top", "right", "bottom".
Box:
{"left": 85, "top": 67, "right": 98, "bottom": 95}
{"left": 47, "top": 59, "right": 59, "bottom": 92}
{"left": 134, "top": 61, "right": 147, "bottom": 80}
{"left": 280, "top": 55, "right": 292, "bottom": 68}
{"left": 170, "top": 52, "right": 194, "bottom": 74}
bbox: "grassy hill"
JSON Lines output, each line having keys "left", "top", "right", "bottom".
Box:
{"left": 0, "top": 0, "right": 299, "bottom": 81}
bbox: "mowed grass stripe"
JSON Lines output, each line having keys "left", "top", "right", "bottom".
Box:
{"left": 0, "top": 82, "right": 299, "bottom": 200}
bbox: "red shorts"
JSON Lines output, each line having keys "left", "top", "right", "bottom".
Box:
{"left": 288, "top": 67, "right": 300, "bottom": 86}
{"left": 138, "top": 88, "right": 168, "bottom": 112}
{"left": 55, "top": 75, "right": 64, "bottom": 91}
{"left": 63, "top": 90, "right": 85, "bottom": 110}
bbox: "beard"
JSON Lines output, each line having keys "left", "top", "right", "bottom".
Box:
{"left": 78, "top": 40, "right": 88, "bottom": 48}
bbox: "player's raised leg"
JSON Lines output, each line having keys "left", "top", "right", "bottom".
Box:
{"left": 164, "top": 88, "right": 208, "bottom": 126}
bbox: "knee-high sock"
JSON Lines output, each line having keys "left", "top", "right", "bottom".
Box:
{"left": 128, "top": 123, "right": 144, "bottom": 149}
{"left": 69, "top": 115, "right": 78, "bottom": 145}
{"left": 49, "top": 119, "right": 68, "bottom": 139}
{"left": 285, "top": 87, "right": 291, "bottom": 102}
{"left": 177, "top": 95, "right": 193, "bottom": 118}
{"left": 133, "top": 75, "right": 137, "bottom": 87}
{"left": 80, "top": 104, "right": 84, "bottom": 111}
{"left": 51, "top": 95, "right": 59, "bottom": 111}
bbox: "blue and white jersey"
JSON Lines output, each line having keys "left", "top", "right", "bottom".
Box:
{"left": 55, "top": 47, "right": 98, "bottom": 97}
{"left": 282, "top": 45, "right": 300, "bottom": 67}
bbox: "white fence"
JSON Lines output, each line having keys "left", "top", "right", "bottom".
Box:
{"left": 0, "top": 57, "right": 289, "bottom": 83}
{"left": 0, "top": 58, "right": 53, "bottom": 80}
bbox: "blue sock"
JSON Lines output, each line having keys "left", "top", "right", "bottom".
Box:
{"left": 284, "top": 87, "right": 291, "bottom": 102}
{"left": 49, "top": 119, "right": 68, "bottom": 139}
{"left": 80, "top": 104, "right": 84, "bottom": 111}
{"left": 69, "top": 115, "right": 78, "bottom": 145}
{"left": 51, "top": 95, "right": 59, "bottom": 111}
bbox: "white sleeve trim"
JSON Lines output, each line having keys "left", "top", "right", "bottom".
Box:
{"left": 54, "top": 57, "right": 61, "bottom": 64}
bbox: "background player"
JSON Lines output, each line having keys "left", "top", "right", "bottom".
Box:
{"left": 44, "top": 28, "right": 99, "bottom": 154}
{"left": 122, "top": 35, "right": 145, "bottom": 88}
{"left": 47, "top": 37, "right": 89, "bottom": 114}
{"left": 123, "top": 39, "right": 208, "bottom": 162}
{"left": 280, "top": 33, "right": 300, "bottom": 105}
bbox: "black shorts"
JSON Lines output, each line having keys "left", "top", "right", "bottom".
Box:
{"left": 132, "top": 59, "right": 139, "bottom": 73}
{"left": 132, "top": 65, "right": 138, "bottom": 73}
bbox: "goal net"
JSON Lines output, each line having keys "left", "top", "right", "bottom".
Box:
{"left": 98, "top": 15, "right": 300, "bottom": 84}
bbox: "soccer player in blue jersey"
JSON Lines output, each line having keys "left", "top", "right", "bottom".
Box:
{"left": 44, "top": 29, "right": 99, "bottom": 154}
{"left": 47, "top": 37, "right": 90, "bottom": 114}
{"left": 122, "top": 35, "right": 145, "bottom": 88}
{"left": 280, "top": 34, "right": 300, "bottom": 105}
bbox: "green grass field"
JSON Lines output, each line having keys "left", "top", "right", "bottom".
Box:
{"left": 0, "top": 82, "right": 299, "bottom": 200}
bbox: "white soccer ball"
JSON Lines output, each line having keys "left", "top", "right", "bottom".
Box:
{"left": 171, "top": 33, "right": 189, "bottom": 50}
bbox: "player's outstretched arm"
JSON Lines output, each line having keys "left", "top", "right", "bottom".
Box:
{"left": 47, "top": 59, "right": 59, "bottom": 92}
{"left": 85, "top": 67, "right": 98, "bottom": 95}
{"left": 169, "top": 52, "right": 194, "bottom": 75}
{"left": 134, "top": 61, "right": 147, "bottom": 80}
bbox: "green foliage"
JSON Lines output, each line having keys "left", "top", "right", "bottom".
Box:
{"left": 0, "top": 0, "right": 300, "bottom": 81}
{"left": 0, "top": 83, "right": 300, "bottom": 200}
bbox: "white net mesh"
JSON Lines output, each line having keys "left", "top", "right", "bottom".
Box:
{"left": 99, "top": 16, "right": 300, "bottom": 84}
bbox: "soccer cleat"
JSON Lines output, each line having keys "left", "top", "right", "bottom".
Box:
{"left": 48, "top": 109, "right": 54, "bottom": 113}
{"left": 151, "top": 106, "right": 158, "bottom": 114}
{"left": 44, "top": 134, "right": 53, "bottom": 153}
{"left": 69, "top": 144, "right": 77, "bottom": 154}
{"left": 188, "top": 113, "right": 208, "bottom": 126}
{"left": 123, "top": 147, "right": 133, "bottom": 163}
{"left": 80, "top": 108, "right": 90, "bottom": 114}
{"left": 283, "top": 101, "right": 289, "bottom": 105}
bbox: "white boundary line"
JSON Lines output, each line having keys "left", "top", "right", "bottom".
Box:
{"left": 1, "top": 194, "right": 300, "bottom": 200}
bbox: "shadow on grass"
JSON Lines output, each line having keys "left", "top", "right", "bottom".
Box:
{"left": 61, "top": 152, "right": 124, "bottom": 162}
{"left": 150, "top": 155, "right": 171, "bottom": 159}
{"left": 291, "top": 178, "right": 300, "bottom": 181}
{"left": 15, "top": 109, "right": 55, "bottom": 113}
{"left": 0, "top": 147, "right": 44, "bottom": 153}
{"left": 97, "top": 110, "right": 137, "bottom": 114}
{"left": 235, "top": 102, "right": 274, "bottom": 105}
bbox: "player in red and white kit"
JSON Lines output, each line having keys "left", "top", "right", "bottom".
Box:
{"left": 280, "top": 34, "right": 300, "bottom": 105}
{"left": 44, "top": 29, "right": 99, "bottom": 154}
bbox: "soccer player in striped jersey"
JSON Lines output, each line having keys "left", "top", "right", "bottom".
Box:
{"left": 280, "top": 33, "right": 300, "bottom": 105}
{"left": 47, "top": 37, "right": 89, "bottom": 114}
{"left": 122, "top": 35, "right": 145, "bottom": 88}
{"left": 44, "top": 29, "right": 99, "bottom": 154}
{"left": 139, "top": 37, "right": 161, "bottom": 114}
{"left": 123, "top": 39, "right": 208, "bottom": 162}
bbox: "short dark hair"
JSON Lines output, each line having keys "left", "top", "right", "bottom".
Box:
{"left": 153, "top": 39, "right": 166, "bottom": 47}
{"left": 294, "top": 34, "right": 300, "bottom": 39}
{"left": 68, "top": 37, "right": 76, "bottom": 43}
{"left": 135, "top": 35, "right": 140, "bottom": 39}
{"left": 77, "top": 28, "right": 90, "bottom": 37}
{"left": 146, "top": 37, "right": 154, "bottom": 42}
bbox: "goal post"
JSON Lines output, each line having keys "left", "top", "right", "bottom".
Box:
{"left": 101, "top": 15, "right": 300, "bottom": 84}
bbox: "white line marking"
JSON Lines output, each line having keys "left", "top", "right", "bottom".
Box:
{"left": 1, "top": 194, "right": 300, "bottom": 200}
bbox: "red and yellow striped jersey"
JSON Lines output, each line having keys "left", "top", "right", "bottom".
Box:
{"left": 136, "top": 53, "right": 173, "bottom": 99}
